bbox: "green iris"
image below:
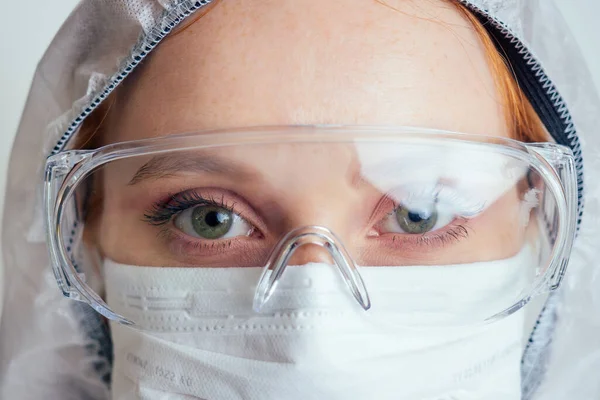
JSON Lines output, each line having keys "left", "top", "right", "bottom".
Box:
{"left": 396, "top": 205, "right": 438, "bottom": 234}
{"left": 191, "top": 206, "right": 233, "bottom": 239}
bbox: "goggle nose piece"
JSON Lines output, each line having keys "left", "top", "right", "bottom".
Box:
{"left": 252, "top": 226, "right": 371, "bottom": 313}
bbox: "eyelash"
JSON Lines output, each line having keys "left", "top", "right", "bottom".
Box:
{"left": 143, "top": 191, "right": 472, "bottom": 250}
{"left": 388, "top": 218, "right": 471, "bottom": 247}
{"left": 158, "top": 228, "right": 241, "bottom": 253}
{"left": 372, "top": 193, "right": 472, "bottom": 247}
{"left": 143, "top": 191, "right": 241, "bottom": 226}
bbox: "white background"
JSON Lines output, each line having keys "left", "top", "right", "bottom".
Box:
{"left": 0, "top": 1, "right": 598, "bottom": 304}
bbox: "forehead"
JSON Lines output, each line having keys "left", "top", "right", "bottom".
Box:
{"left": 105, "top": 0, "right": 508, "bottom": 142}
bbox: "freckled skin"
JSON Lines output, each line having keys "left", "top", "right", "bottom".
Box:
{"left": 106, "top": 0, "right": 506, "bottom": 139}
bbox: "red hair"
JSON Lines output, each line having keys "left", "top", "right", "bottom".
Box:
{"left": 450, "top": 0, "right": 549, "bottom": 142}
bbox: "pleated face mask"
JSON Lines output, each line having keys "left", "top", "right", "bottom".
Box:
{"left": 103, "top": 245, "right": 535, "bottom": 400}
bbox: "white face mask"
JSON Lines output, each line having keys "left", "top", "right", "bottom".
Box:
{"left": 104, "top": 248, "right": 532, "bottom": 400}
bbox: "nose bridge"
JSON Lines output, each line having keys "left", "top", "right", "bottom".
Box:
{"left": 272, "top": 227, "right": 336, "bottom": 266}
{"left": 253, "top": 226, "right": 371, "bottom": 313}
{"left": 278, "top": 192, "right": 357, "bottom": 239}
{"left": 270, "top": 159, "right": 366, "bottom": 239}
{"left": 286, "top": 243, "right": 333, "bottom": 266}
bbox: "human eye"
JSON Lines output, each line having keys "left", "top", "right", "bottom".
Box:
{"left": 380, "top": 203, "right": 452, "bottom": 235}
{"left": 143, "top": 189, "right": 263, "bottom": 261}
{"left": 373, "top": 184, "right": 484, "bottom": 245}
{"left": 174, "top": 203, "right": 252, "bottom": 240}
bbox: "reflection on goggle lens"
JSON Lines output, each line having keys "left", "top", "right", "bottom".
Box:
{"left": 47, "top": 132, "right": 576, "bottom": 326}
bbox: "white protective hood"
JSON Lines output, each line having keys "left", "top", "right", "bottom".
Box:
{"left": 0, "top": 1, "right": 599, "bottom": 399}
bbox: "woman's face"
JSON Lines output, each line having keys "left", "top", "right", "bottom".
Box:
{"left": 93, "top": 0, "right": 529, "bottom": 268}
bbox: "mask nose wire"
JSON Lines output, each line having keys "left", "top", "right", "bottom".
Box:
{"left": 252, "top": 226, "right": 372, "bottom": 313}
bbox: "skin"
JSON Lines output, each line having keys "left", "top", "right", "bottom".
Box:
{"left": 105, "top": 0, "right": 506, "bottom": 138}
{"left": 92, "top": 0, "right": 532, "bottom": 268}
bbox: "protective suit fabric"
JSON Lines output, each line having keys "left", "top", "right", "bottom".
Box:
{"left": 0, "top": 1, "right": 599, "bottom": 400}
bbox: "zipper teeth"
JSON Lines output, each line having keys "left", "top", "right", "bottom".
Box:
{"left": 50, "top": 0, "right": 215, "bottom": 156}
{"left": 457, "top": 0, "right": 584, "bottom": 227}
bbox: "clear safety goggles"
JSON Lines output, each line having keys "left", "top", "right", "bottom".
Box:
{"left": 45, "top": 126, "right": 578, "bottom": 326}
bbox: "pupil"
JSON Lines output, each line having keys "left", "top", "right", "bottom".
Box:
{"left": 189, "top": 206, "right": 234, "bottom": 240}
{"left": 408, "top": 211, "right": 425, "bottom": 223}
{"left": 205, "top": 211, "right": 224, "bottom": 227}
{"left": 396, "top": 205, "right": 438, "bottom": 234}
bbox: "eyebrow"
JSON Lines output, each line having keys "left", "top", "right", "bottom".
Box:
{"left": 128, "top": 152, "right": 251, "bottom": 185}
